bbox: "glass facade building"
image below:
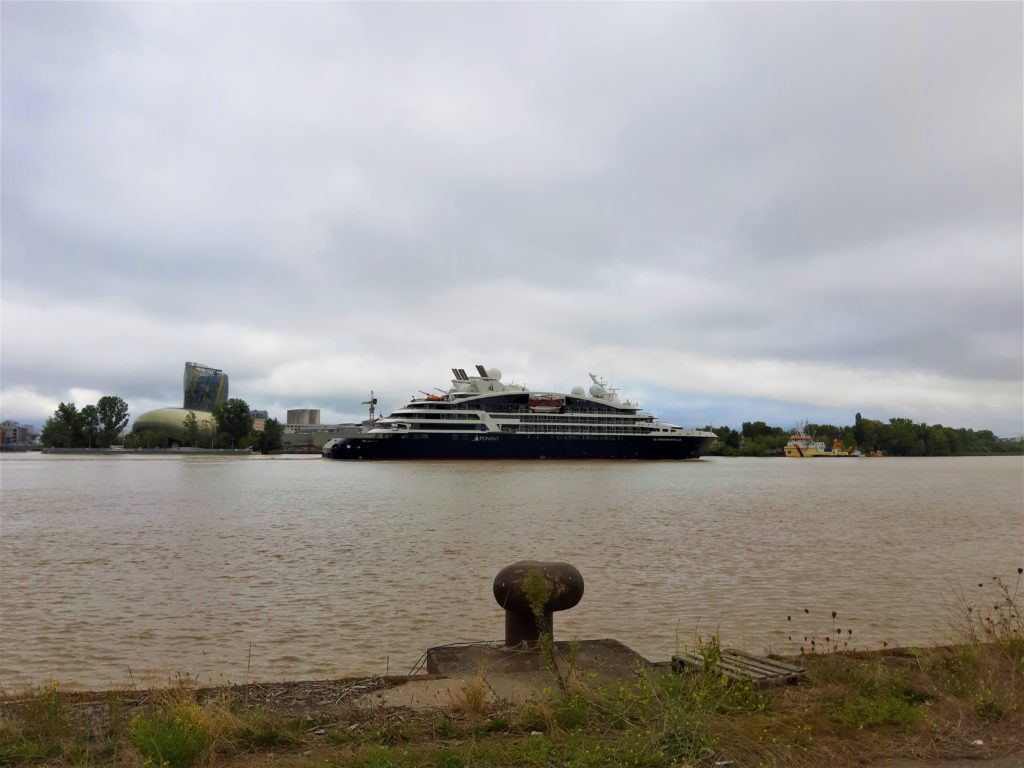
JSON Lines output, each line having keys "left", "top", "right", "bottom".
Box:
{"left": 183, "top": 362, "right": 229, "bottom": 411}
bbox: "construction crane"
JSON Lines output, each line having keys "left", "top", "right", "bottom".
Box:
{"left": 362, "top": 391, "right": 378, "bottom": 424}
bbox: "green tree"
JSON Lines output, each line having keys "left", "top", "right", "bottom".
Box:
{"left": 40, "top": 417, "right": 66, "bottom": 448}
{"left": 886, "top": 417, "right": 924, "bottom": 456}
{"left": 741, "top": 421, "right": 773, "bottom": 439}
{"left": 40, "top": 402, "right": 82, "bottom": 447}
{"left": 259, "top": 418, "right": 284, "bottom": 453}
{"left": 183, "top": 411, "right": 200, "bottom": 447}
{"left": 994, "top": 436, "right": 1024, "bottom": 454}
{"left": 96, "top": 396, "right": 129, "bottom": 446}
{"left": 702, "top": 425, "right": 740, "bottom": 455}
{"left": 924, "top": 424, "right": 950, "bottom": 456}
{"left": 62, "top": 402, "right": 84, "bottom": 447}
{"left": 974, "top": 430, "right": 997, "bottom": 453}
{"left": 735, "top": 421, "right": 789, "bottom": 456}
{"left": 136, "top": 429, "right": 165, "bottom": 449}
{"left": 853, "top": 414, "right": 882, "bottom": 453}
{"left": 197, "top": 423, "right": 215, "bottom": 448}
{"left": 212, "top": 399, "right": 253, "bottom": 447}
{"left": 80, "top": 405, "right": 100, "bottom": 448}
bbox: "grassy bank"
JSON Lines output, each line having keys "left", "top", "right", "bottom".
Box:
{"left": 3, "top": 577, "right": 1021, "bottom": 767}
{"left": 2, "top": 644, "right": 1021, "bottom": 767}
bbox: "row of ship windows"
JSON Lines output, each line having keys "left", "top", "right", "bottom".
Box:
{"left": 404, "top": 423, "right": 486, "bottom": 431}
{"left": 516, "top": 414, "right": 653, "bottom": 423}
{"left": 392, "top": 412, "right": 480, "bottom": 420}
{"left": 405, "top": 404, "right": 628, "bottom": 415}
{"left": 503, "top": 425, "right": 655, "bottom": 434}
{"left": 396, "top": 423, "right": 659, "bottom": 434}
{"left": 399, "top": 434, "right": 630, "bottom": 441}
{"left": 393, "top": 414, "right": 651, "bottom": 425}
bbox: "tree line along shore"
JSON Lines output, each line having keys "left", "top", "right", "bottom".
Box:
{"left": 37, "top": 396, "right": 283, "bottom": 453}
{"left": 703, "top": 413, "right": 1024, "bottom": 457}
{"left": 31, "top": 396, "right": 1024, "bottom": 457}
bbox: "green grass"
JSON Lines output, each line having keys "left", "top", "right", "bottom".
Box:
{"left": 127, "top": 702, "right": 213, "bottom": 768}
{"left": 0, "top": 684, "right": 69, "bottom": 765}
{"left": 832, "top": 691, "right": 921, "bottom": 730}
{"left": 659, "top": 714, "right": 715, "bottom": 765}
{"left": 231, "top": 712, "right": 303, "bottom": 749}
{"left": 0, "top": 728, "right": 44, "bottom": 766}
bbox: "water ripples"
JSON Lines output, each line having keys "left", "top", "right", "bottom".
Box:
{"left": 1, "top": 454, "right": 1021, "bottom": 690}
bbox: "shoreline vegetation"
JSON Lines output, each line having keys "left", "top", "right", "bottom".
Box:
{"left": 36, "top": 397, "right": 284, "bottom": 454}
{"left": 703, "top": 414, "right": 1024, "bottom": 457}
{"left": 2, "top": 574, "right": 1021, "bottom": 768}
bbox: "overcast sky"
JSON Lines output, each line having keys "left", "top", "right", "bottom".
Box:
{"left": 2, "top": 2, "right": 1022, "bottom": 435}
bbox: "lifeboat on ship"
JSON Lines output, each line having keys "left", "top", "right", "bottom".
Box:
{"left": 528, "top": 393, "right": 565, "bottom": 413}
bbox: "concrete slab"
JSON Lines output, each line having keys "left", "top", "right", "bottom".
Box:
{"left": 483, "top": 671, "right": 557, "bottom": 703}
{"left": 426, "top": 638, "right": 649, "bottom": 681}
{"left": 358, "top": 639, "right": 652, "bottom": 710}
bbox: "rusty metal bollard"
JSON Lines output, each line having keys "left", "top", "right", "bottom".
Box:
{"left": 492, "top": 560, "right": 584, "bottom": 647}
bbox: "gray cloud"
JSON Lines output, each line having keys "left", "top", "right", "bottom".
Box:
{"left": 2, "top": 2, "right": 1021, "bottom": 434}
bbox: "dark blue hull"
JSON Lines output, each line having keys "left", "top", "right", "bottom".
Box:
{"left": 323, "top": 432, "right": 715, "bottom": 460}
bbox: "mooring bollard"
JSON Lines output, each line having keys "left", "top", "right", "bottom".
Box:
{"left": 492, "top": 560, "right": 584, "bottom": 647}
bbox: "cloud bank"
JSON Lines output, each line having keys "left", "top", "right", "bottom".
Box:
{"left": 2, "top": 2, "right": 1021, "bottom": 434}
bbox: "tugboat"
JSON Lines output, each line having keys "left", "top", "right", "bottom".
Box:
{"left": 322, "top": 366, "right": 717, "bottom": 460}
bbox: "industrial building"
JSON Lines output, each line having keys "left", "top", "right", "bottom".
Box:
{"left": 282, "top": 423, "right": 361, "bottom": 451}
{"left": 287, "top": 409, "right": 320, "bottom": 426}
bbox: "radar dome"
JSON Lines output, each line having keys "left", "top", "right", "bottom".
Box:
{"left": 589, "top": 384, "right": 606, "bottom": 398}
{"left": 570, "top": 385, "right": 586, "bottom": 396}
{"left": 487, "top": 368, "right": 502, "bottom": 380}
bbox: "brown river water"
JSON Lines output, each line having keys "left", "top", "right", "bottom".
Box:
{"left": 1, "top": 454, "right": 1021, "bottom": 690}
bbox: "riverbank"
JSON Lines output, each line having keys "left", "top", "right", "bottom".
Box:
{"left": 2, "top": 637, "right": 1021, "bottom": 768}
{"left": 39, "top": 447, "right": 255, "bottom": 455}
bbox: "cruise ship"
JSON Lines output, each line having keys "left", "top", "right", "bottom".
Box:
{"left": 322, "top": 366, "right": 717, "bottom": 460}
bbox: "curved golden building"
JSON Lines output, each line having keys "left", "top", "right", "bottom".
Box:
{"left": 132, "top": 362, "right": 229, "bottom": 444}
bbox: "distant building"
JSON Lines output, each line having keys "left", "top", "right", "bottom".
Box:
{"left": 250, "top": 410, "right": 269, "bottom": 432}
{"left": 0, "top": 420, "right": 35, "bottom": 447}
{"left": 282, "top": 423, "right": 360, "bottom": 451}
{"left": 132, "top": 407, "right": 217, "bottom": 444}
{"left": 132, "top": 362, "right": 227, "bottom": 445}
{"left": 287, "top": 409, "right": 320, "bottom": 426}
{"left": 183, "top": 362, "right": 229, "bottom": 410}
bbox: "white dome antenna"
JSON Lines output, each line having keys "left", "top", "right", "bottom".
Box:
{"left": 588, "top": 372, "right": 609, "bottom": 398}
